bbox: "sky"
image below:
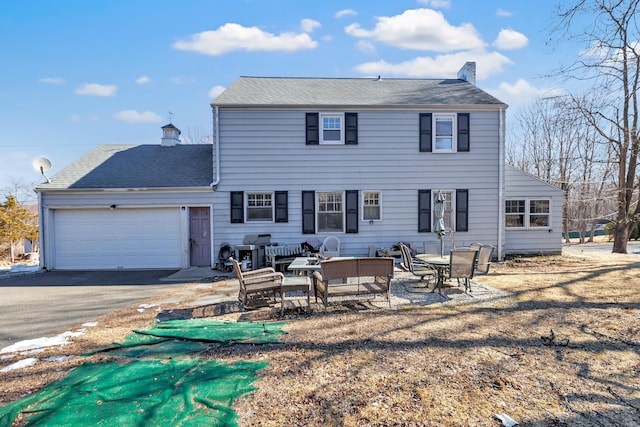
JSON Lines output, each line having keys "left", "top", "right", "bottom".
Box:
{"left": 1, "top": 0, "right": 579, "bottom": 192}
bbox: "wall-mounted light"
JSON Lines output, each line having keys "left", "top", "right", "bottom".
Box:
{"left": 110, "top": 204, "right": 116, "bottom": 210}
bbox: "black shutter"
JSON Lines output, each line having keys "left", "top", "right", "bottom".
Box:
{"left": 345, "top": 190, "right": 359, "bottom": 233}
{"left": 458, "top": 113, "right": 470, "bottom": 152}
{"left": 230, "top": 191, "right": 244, "bottom": 223}
{"left": 306, "top": 113, "right": 319, "bottom": 145}
{"left": 456, "top": 189, "right": 469, "bottom": 232}
{"left": 418, "top": 189, "right": 432, "bottom": 232}
{"left": 345, "top": 113, "right": 358, "bottom": 145}
{"left": 419, "top": 113, "right": 432, "bottom": 152}
{"left": 302, "top": 191, "right": 315, "bottom": 234}
{"left": 275, "top": 191, "right": 288, "bottom": 223}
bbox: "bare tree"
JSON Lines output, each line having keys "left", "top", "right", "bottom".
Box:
{"left": 553, "top": 0, "right": 640, "bottom": 253}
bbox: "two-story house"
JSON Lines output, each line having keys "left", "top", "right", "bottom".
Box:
{"left": 35, "top": 63, "right": 562, "bottom": 271}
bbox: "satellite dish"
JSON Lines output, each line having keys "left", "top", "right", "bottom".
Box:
{"left": 32, "top": 157, "right": 52, "bottom": 183}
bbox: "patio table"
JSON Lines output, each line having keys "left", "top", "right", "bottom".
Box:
{"left": 415, "top": 254, "right": 450, "bottom": 294}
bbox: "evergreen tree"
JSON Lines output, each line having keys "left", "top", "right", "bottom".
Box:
{"left": 0, "top": 195, "right": 38, "bottom": 264}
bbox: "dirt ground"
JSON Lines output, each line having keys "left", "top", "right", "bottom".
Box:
{"left": 1, "top": 246, "right": 639, "bottom": 426}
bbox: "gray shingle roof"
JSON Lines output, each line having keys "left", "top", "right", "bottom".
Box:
{"left": 212, "top": 76, "right": 506, "bottom": 107}
{"left": 38, "top": 144, "right": 213, "bottom": 190}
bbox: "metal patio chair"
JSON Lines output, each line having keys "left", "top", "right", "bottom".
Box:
{"left": 448, "top": 248, "right": 479, "bottom": 293}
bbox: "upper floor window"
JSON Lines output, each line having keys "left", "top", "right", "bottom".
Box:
{"left": 419, "top": 112, "right": 470, "bottom": 153}
{"left": 362, "top": 191, "right": 382, "bottom": 221}
{"left": 246, "top": 192, "right": 273, "bottom": 222}
{"left": 505, "top": 199, "right": 550, "bottom": 228}
{"left": 434, "top": 114, "right": 455, "bottom": 152}
{"left": 306, "top": 112, "right": 358, "bottom": 145}
{"left": 321, "top": 113, "right": 344, "bottom": 144}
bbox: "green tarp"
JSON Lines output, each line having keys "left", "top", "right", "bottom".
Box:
{"left": 0, "top": 320, "right": 287, "bottom": 427}
{"left": 0, "top": 359, "right": 267, "bottom": 427}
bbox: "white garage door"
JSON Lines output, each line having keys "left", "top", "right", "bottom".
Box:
{"left": 53, "top": 208, "right": 182, "bottom": 270}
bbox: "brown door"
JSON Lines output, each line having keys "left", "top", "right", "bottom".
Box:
{"left": 189, "top": 207, "right": 211, "bottom": 266}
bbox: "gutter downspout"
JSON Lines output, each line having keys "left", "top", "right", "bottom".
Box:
{"left": 210, "top": 105, "right": 221, "bottom": 188}
{"left": 498, "top": 107, "right": 505, "bottom": 260}
{"left": 37, "top": 191, "right": 46, "bottom": 269}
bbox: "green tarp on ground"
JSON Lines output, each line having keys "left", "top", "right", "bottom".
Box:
{"left": 0, "top": 320, "right": 287, "bottom": 427}
{"left": 0, "top": 358, "right": 268, "bottom": 427}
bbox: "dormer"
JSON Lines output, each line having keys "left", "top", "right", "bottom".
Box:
{"left": 161, "top": 123, "right": 181, "bottom": 146}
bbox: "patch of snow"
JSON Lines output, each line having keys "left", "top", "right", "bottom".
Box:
{"left": 139, "top": 303, "right": 158, "bottom": 309}
{"left": 21, "top": 348, "right": 45, "bottom": 355}
{"left": 1, "top": 354, "right": 15, "bottom": 360}
{"left": 43, "top": 355, "right": 74, "bottom": 362}
{"left": 0, "top": 329, "right": 87, "bottom": 354}
{"left": 1, "top": 358, "right": 39, "bottom": 372}
{"left": 82, "top": 321, "right": 98, "bottom": 327}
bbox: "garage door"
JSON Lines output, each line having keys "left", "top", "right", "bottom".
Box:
{"left": 53, "top": 208, "right": 182, "bottom": 270}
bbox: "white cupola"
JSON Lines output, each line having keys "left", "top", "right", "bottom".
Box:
{"left": 161, "top": 123, "right": 181, "bottom": 146}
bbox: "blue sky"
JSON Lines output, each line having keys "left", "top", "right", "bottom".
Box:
{"left": 1, "top": 0, "right": 573, "bottom": 188}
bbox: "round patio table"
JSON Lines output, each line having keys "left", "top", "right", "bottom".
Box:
{"left": 415, "top": 254, "right": 450, "bottom": 294}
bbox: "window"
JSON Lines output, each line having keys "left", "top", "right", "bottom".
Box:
{"left": 362, "top": 191, "right": 381, "bottom": 221}
{"left": 434, "top": 115, "right": 455, "bottom": 151}
{"left": 246, "top": 192, "right": 273, "bottom": 222}
{"left": 418, "top": 189, "right": 469, "bottom": 232}
{"left": 321, "top": 113, "right": 343, "bottom": 144}
{"left": 230, "top": 191, "right": 288, "bottom": 224}
{"left": 530, "top": 200, "right": 550, "bottom": 227}
{"left": 419, "top": 113, "right": 470, "bottom": 152}
{"left": 306, "top": 112, "right": 358, "bottom": 145}
{"left": 317, "top": 191, "right": 344, "bottom": 232}
{"left": 505, "top": 199, "right": 550, "bottom": 228}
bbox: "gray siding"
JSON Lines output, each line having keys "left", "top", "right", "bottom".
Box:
{"left": 504, "top": 166, "right": 563, "bottom": 255}
{"left": 212, "top": 108, "right": 503, "bottom": 255}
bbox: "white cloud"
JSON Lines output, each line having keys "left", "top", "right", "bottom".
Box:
{"left": 173, "top": 23, "right": 317, "bottom": 55}
{"left": 417, "top": 0, "right": 451, "bottom": 9}
{"left": 39, "top": 77, "right": 64, "bottom": 84}
{"left": 209, "top": 85, "right": 226, "bottom": 99}
{"left": 113, "top": 110, "right": 162, "bottom": 123}
{"left": 136, "top": 75, "right": 150, "bottom": 84}
{"left": 488, "top": 79, "right": 564, "bottom": 108}
{"left": 335, "top": 9, "right": 357, "bottom": 18}
{"left": 355, "top": 40, "right": 377, "bottom": 55}
{"left": 301, "top": 18, "right": 321, "bottom": 33}
{"left": 75, "top": 83, "right": 117, "bottom": 96}
{"left": 496, "top": 8, "right": 512, "bottom": 17}
{"left": 354, "top": 50, "right": 512, "bottom": 80}
{"left": 493, "top": 28, "right": 528, "bottom": 50}
{"left": 345, "top": 9, "right": 485, "bottom": 52}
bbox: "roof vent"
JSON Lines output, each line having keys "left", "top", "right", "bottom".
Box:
{"left": 161, "top": 123, "right": 181, "bottom": 146}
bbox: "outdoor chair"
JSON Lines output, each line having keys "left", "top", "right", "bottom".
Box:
{"left": 468, "top": 242, "right": 495, "bottom": 275}
{"left": 399, "top": 243, "right": 436, "bottom": 285}
{"left": 423, "top": 240, "right": 442, "bottom": 256}
{"left": 229, "top": 258, "right": 282, "bottom": 309}
{"left": 229, "top": 258, "right": 311, "bottom": 314}
{"left": 448, "top": 248, "right": 478, "bottom": 293}
{"left": 319, "top": 236, "right": 341, "bottom": 258}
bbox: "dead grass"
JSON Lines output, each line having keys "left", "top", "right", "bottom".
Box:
{"left": 1, "top": 250, "right": 639, "bottom": 426}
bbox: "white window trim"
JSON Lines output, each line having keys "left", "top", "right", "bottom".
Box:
{"left": 505, "top": 198, "right": 551, "bottom": 229}
{"left": 361, "top": 190, "right": 382, "bottom": 222}
{"left": 433, "top": 113, "right": 457, "bottom": 153}
{"left": 319, "top": 112, "right": 345, "bottom": 145}
{"left": 245, "top": 192, "right": 274, "bottom": 223}
{"left": 433, "top": 189, "right": 456, "bottom": 231}
{"left": 316, "top": 190, "right": 345, "bottom": 233}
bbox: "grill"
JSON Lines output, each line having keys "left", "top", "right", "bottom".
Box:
{"left": 234, "top": 234, "right": 271, "bottom": 270}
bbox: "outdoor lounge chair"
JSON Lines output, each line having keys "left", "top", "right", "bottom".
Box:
{"left": 229, "top": 258, "right": 311, "bottom": 314}
{"left": 448, "top": 248, "right": 478, "bottom": 293}
{"left": 319, "top": 236, "right": 341, "bottom": 258}
{"left": 229, "top": 258, "right": 282, "bottom": 309}
{"left": 399, "top": 243, "right": 436, "bottom": 285}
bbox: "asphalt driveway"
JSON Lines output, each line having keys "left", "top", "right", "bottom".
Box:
{"left": 0, "top": 270, "right": 201, "bottom": 350}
